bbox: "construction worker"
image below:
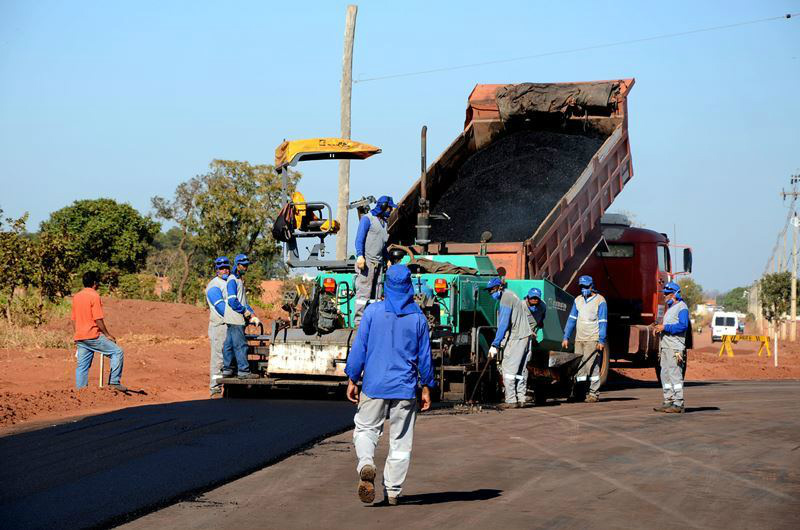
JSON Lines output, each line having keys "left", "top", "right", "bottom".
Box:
{"left": 526, "top": 287, "right": 547, "bottom": 335}
{"left": 353, "top": 195, "right": 397, "bottom": 326}
{"left": 222, "top": 253, "right": 261, "bottom": 379}
{"left": 345, "top": 264, "right": 434, "bottom": 506}
{"left": 486, "top": 277, "right": 533, "bottom": 409}
{"left": 72, "top": 271, "right": 126, "bottom": 391}
{"left": 653, "top": 281, "right": 689, "bottom": 413}
{"left": 561, "top": 275, "right": 607, "bottom": 403}
{"left": 205, "top": 256, "right": 230, "bottom": 397}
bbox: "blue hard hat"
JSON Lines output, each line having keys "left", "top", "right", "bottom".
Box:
{"left": 234, "top": 253, "right": 251, "bottom": 267}
{"left": 527, "top": 287, "right": 542, "bottom": 299}
{"left": 376, "top": 195, "right": 398, "bottom": 210}
{"left": 578, "top": 275, "right": 593, "bottom": 287}
{"left": 484, "top": 277, "right": 503, "bottom": 290}
{"left": 214, "top": 256, "right": 231, "bottom": 269}
{"left": 662, "top": 281, "right": 681, "bottom": 294}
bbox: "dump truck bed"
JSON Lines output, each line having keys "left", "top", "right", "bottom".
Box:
{"left": 389, "top": 79, "right": 635, "bottom": 288}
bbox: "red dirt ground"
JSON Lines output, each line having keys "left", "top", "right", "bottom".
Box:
{"left": 2, "top": 300, "right": 798, "bottom": 433}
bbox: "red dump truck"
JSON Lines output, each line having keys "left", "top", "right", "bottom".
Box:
{"left": 389, "top": 79, "right": 692, "bottom": 382}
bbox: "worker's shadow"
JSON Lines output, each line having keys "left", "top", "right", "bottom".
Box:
{"left": 683, "top": 406, "right": 720, "bottom": 413}
{"left": 372, "top": 489, "right": 502, "bottom": 506}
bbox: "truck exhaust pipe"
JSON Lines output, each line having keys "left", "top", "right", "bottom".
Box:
{"left": 415, "top": 125, "right": 431, "bottom": 251}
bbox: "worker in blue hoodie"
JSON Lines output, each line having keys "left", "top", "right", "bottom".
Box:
{"left": 653, "top": 281, "right": 690, "bottom": 413}
{"left": 221, "top": 253, "right": 261, "bottom": 379}
{"left": 353, "top": 195, "right": 397, "bottom": 326}
{"left": 345, "top": 264, "right": 434, "bottom": 506}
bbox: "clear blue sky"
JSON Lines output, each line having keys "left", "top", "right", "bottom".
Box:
{"left": 1, "top": 0, "right": 798, "bottom": 291}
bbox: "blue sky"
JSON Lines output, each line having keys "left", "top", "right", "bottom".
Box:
{"left": 1, "top": 0, "right": 798, "bottom": 291}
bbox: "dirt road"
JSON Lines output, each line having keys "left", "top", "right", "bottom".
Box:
{"left": 121, "top": 381, "right": 800, "bottom": 530}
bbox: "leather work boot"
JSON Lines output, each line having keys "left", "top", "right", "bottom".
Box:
{"left": 387, "top": 496, "right": 399, "bottom": 506}
{"left": 497, "top": 403, "right": 517, "bottom": 410}
{"left": 653, "top": 402, "right": 672, "bottom": 412}
{"left": 357, "top": 465, "right": 376, "bottom": 503}
{"left": 237, "top": 372, "right": 259, "bottom": 380}
{"left": 585, "top": 394, "right": 600, "bottom": 403}
{"left": 664, "top": 405, "right": 685, "bottom": 414}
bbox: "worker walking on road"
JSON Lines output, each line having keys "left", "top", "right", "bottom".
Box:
{"left": 222, "top": 253, "right": 261, "bottom": 379}
{"left": 72, "top": 271, "right": 126, "bottom": 391}
{"left": 353, "top": 195, "right": 397, "bottom": 326}
{"left": 486, "top": 278, "right": 533, "bottom": 409}
{"left": 562, "top": 275, "right": 607, "bottom": 403}
{"left": 653, "top": 281, "right": 689, "bottom": 414}
{"left": 345, "top": 264, "right": 435, "bottom": 506}
{"left": 205, "top": 256, "right": 231, "bottom": 397}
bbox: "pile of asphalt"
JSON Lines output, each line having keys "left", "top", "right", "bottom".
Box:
{"left": 430, "top": 130, "right": 606, "bottom": 243}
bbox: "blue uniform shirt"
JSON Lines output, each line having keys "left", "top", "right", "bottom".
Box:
{"left": 345, "top": 301, "right": 435, "bottom": 399}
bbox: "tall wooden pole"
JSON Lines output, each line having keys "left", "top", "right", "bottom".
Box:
{"left": 791, "top": 216, "right": 798, "bottom": 340}
{"left": 336, "top": 5, "right": 358, "bottom": 260}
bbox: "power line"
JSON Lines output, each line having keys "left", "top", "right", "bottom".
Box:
{"left": 355, "top": 13, "right": 797, "bottom": 84}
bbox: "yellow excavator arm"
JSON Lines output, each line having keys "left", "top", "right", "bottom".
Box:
{"left": 274, "top": 138, "right": 381, "bottom": 172}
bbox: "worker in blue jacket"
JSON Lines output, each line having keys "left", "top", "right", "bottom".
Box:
{"left": 486, "top": 278, "right": 534, "bottom": 408}
{"left": 653, "top": 281, "right": 690, "bottom": 413}
{"left": 221, "top": 254, "right": 261, "bottom": 379}
{"left": 561, "top": 275, "right": 608, "bottom": 402}
{"left": 345, "top": 264, "right": 434, "bottom": 506}
{"left": 205, "top": 256, "right": 230, "bottom": 396}
{"left": 353, "top": 195, "right": 397, "bottom": 326}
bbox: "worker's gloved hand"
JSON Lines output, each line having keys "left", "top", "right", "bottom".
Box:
{"left": 675, "top": 350, "right": 685, "bottom": 363}
{"left": 561, "top": 339, "right": 569, "bottom": 350}
{"left": 250, "top": 315, "right": 261, "bottom": 327}
{"left": 355, "top": 256, "right": 366, "bottom": 271}
{"left": 596, "top": 342, "right": 605, "bottom": 352}
{"left": 244, "top": 310, "right": 253, "bottom": 319}
{"left": 488, "top": 346, "right": 498, "bottom": 359}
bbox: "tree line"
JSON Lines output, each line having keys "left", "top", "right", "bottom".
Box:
{"left": 0, "top": 159, "right": 297, "bottom": 326}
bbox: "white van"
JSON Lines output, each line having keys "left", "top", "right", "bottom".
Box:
{"left": 711, "top": 311, "right": 739, "bottom": 342}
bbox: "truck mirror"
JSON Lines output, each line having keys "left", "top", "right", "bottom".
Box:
{"left": 683, "top": 248, "right": 693, "bottom": 273}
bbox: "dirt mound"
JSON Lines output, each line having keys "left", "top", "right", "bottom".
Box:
{"left": 43, "top": 297, "right": 208, "bottom": 339}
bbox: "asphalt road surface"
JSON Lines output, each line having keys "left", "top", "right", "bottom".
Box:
{"left": 0, "top": 398, "right": 356, "bottom": 530}
{"left": 121, "top": 381, "right": 800, "bottom": 530}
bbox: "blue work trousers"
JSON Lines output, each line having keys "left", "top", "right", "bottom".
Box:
{"left": 75, "top": 335, "right": 124, "bottom": 388}
{"left": 222, "top": 324, "right": 250, "bottom": 374}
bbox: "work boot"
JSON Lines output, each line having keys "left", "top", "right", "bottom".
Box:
{"left": 387, "top": 496, "right": 399, "bottom": 506}
{"left": 221, "top": 370, "right": 234, "bottom": 378}
{"left": 585, "top": 394, "right": 600, "bottom": 403}
{"left": 497, "top": 403, "right": 517, "bottom": 410}
{"left": 237, "top": 372, "right": 259, "bottom": 380}
{"left": 653, "top": 402, "right": 672, "bottom": 412}
{"left": 357, "top": 465, "right": 376, "bottom": 503}
{"left": 664, "top": 404, "right": 685, "bottom": 414}
{"left": 108, "top": 383, "right": 128, "bottom": 392}
{"left": 209, "top": 388, "right": 223, "bottom": 399}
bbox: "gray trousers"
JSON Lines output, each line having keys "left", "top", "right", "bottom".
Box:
{"left": 575, "top": 340, "right": 602, "bottom": 396}
{"left": 353, "top": 393, "right": 417, "bottom": 497}
{"left": 501, "top": 336, "right": 531, "bottom": 404}
{"left": 208, "top": 322, "right": 227, "bottom": 391}
{"left": 354, "top": 261, "right": 382, "bottom": 327}
{"left": 660, "top": 345, "right": 685, "bottom": 406}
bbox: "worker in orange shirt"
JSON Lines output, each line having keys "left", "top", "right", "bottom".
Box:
{"left": 71, "top": 271, "right": 126, "bottom": 391}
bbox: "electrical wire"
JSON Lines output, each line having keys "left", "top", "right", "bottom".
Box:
{"left": 355, "top": 13, "right": 797, "bottom": 84}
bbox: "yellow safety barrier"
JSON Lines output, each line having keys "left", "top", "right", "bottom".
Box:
{"left": 718, "top": 335, "right": 772, "bottom": 358}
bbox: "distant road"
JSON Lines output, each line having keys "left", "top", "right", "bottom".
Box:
{"left": 0, "top": 398, "right": 356, "bottom": 530}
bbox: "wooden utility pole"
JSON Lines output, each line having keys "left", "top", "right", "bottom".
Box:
{"left": 791, "top": 216, "right": 798, "bottom": 340}
{"left": 336, "top": 5, "right": 358, "bottom": 260}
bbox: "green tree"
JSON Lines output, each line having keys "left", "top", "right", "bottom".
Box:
{"left": 718, "top": 286, "right": 748, "bottom": 313}
{"left": 40, "top": 198, "right": 160, "bottom": 281}
{"left": 0, "top": 210, "right": 31, "bottom": 322}
{"left": 677, "top": 276, "right": 703, "bottom": 312}
{"left": 760, "top": 272, "right": 791, "bottom": 324}
{"left": 151, "top": 178, "right": 202, "bottom": 302}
